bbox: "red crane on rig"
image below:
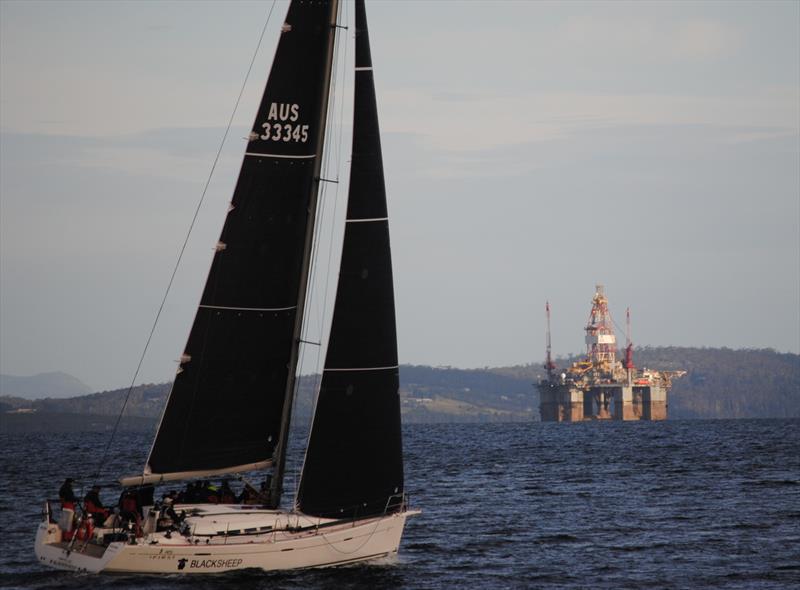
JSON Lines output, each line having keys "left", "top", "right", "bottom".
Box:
{"left": 623, "top": 307, "right": 635, "bottom": 370}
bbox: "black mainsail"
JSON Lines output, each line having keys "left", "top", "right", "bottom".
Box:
{"left": 296, "top": 0, "right": 404, "bottom": 519}
{"left": 138, "top": 0, "right": 339, "bottom": 485}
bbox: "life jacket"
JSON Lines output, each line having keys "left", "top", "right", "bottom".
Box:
{"left": 85, "top": 499, "right": 103, "bottom": 514}
{"left": 75, "top": 515, "right": 94, "bottom": 541}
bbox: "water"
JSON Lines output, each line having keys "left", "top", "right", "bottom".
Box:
{"left": 1, "top": 419, "right": 798, "bottom": 589}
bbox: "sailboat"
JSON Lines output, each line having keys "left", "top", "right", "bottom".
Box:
{"left": 35, "top": 0, "right": 417, "bottom": 573}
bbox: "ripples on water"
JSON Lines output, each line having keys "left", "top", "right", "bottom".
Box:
{"left": 1, "top": 419, "right": 798, "bottom": 589}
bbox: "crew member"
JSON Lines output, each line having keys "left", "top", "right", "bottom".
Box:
{"left": 119, "top": 490, "right": 142, "bottom": 537}
{"left": 158, "top": 491, "right": 181, "bottom": 530}
{"left": 219, "top": 480, "right": 236, "bottom": 504}
{"left": 59, "top": 478, "right": 77, "bottom": 510}
{"left": 200, "top": 481, "right": 219, "bottom": 503}
{"left": 256, "top": 479, "right": 272, "bottom": 505}
{"left": 238, "top": 483, "right": 258, "bottom": 504}
{"left": 84, "top": 485, "right": 110, "bottom": 524}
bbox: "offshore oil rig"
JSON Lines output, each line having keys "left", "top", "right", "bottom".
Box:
{"left": 539, "top": 285, "right": 685, "bottom": 422}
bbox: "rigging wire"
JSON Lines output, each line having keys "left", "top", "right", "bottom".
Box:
{"left": 612, "top": 314, "right": 629, "bottom": 344}
{"left": 90, "top": 0, "right": 279, "bottom": 486}
{"left": 309, "top": 2, "right": 352, "bottom": 426}
{"left": 291, "top": 0, "right": 351, "bottom": 507}
{"left": 302, "top": 6, "right": 349, "bottom": 391}
{"left": 316, "top": 0, "right": 351, "bottom": 366}
{"left": 305, "top": 5, "right": 348, "bottom": 349}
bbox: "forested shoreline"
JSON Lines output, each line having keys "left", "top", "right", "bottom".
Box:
{"left": 1, "top": 347, "right": 797, "bottom": 430}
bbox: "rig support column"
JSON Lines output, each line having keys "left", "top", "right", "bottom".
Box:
{"left": 643, "top": 386, "right": 668, "bottom": 420}
{"left": 613, "top": 386, "right": 638, "bottom": 420}
{"left": 540, "top": 385, "right": 584, "bottom": 422}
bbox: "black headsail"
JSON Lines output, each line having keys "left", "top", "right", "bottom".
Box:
{"left": 127, "top": 0, "right": 340, "bottom": 487}
{"left": 296, "top": 0, "right": 404, "bottom": 519}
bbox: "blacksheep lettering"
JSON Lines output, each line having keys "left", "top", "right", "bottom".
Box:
{"left": 190, "top": 558, "right": 244, "bottom": 569}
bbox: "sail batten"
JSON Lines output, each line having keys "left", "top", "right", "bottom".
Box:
{"left": 244, "top": 152, "right": 317, "bottom": 159}
{"left": 198, "top": 304, "right": 297, "bottom": 312}
{"left": 324, "top": 365, "right": 399, "bottom": 372}
{"left": 297, "top": 0, "right": 404, "bottom": 520}
{"left": 345, "top": 216, "right": 388, "bottom": 223}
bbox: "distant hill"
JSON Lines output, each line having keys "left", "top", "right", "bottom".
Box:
{"left": 399, "top": 364, "right": 534, "bottom": 422}
{"left": 27, "top": 382, "right": 171, "bottom": 417}
{"left": 639, "top": 347, "right": 799, "bottom": 419}
{"left": 0, "top": 372, "right": 92, "bottom": 399}
{"left": 1, "top": 348, "right": 797, "bottom": 431}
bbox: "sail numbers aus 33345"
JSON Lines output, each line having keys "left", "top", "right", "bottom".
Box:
{"left": 259, "top": 102, "right": 309, "bottom": 143}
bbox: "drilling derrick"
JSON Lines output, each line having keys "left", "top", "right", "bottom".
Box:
{"left": 537, "top": 284, "right": 685, "bottom": 422}
{"left": 584, "top": 285, "right": 617, "bottom": 374}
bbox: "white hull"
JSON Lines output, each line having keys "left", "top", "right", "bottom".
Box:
{"left": 35, "top": 505, "right": 417, "bottom": 574}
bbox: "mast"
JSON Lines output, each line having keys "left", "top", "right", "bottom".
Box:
{"left": 270, "top": 0, "right": 340, "bottom": 508}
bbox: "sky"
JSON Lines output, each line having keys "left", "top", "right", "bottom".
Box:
{"left": 1, "top": 0, "right": 798, "bottom": 392}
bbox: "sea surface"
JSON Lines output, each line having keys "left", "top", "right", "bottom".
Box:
{"left": 1, "top": 419, "right": 798, "bottom": 589}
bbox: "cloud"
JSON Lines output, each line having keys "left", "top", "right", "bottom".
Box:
{"left": 380, "top": 86, "right": 799, "bottom": 154}
{"left": 671, "top": 20, "right": 741, "bottom": 60}
{"left": 558, "top": 16, "right": 741, "bottom": 63}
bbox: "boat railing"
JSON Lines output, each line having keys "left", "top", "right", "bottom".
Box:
{"left": 42, "top": 499, "right": 58, "bottom": 523}
{"left": 345, "top": 491, "right": 409, "bottom": 527}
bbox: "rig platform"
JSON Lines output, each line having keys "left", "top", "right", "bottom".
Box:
{"left": 538, "top": 285, "right": 684, "bottom": 422}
